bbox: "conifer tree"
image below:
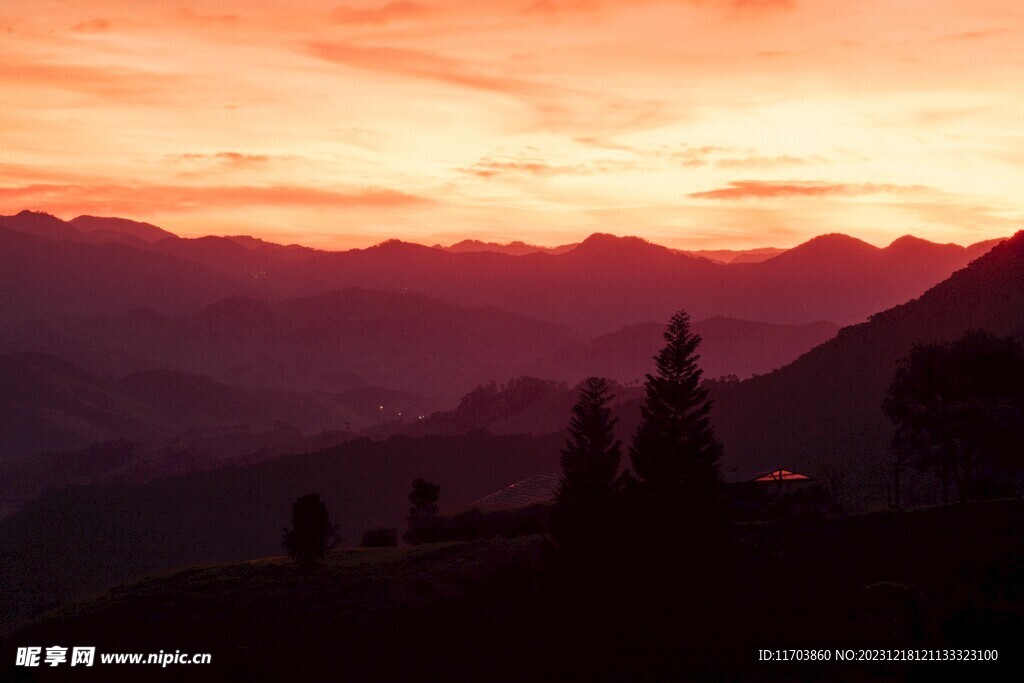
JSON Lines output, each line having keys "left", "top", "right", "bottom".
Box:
{"left": 552, "top": 377, "right": 622, "bottom": 557}
{"left": 629, "top": 309, "right": 724, "bottom": 540}
{"left": 282, "top": 493, "right": 341, "bottom": 570}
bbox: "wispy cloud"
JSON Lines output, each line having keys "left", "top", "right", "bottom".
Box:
{"left": 689, "top": 180, "right": 929, "bottom": 200}
{"left": 0, "top": 183, "right": 432, "bottom": 216}
{"left": 70, "top": 19, "right": 112, "bottom": 34}
{"left": 307, "top": 41, "right": 548, "bottom": 99}
{"left": 330, "top": 2, "right": 433, "bottom": 25}
{"left": 0, "top": 57, "right": 179, "bottom": 103}
{"left": 172, "top": 7, "right": 240, "bottom": 24}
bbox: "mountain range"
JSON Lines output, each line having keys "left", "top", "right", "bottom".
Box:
{"left": 0, "top": 210, "right": 1004, "bottom": 334}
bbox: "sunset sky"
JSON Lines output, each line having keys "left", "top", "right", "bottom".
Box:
{"left": 2, "top": 0, "right": 1023, "bottom": 249}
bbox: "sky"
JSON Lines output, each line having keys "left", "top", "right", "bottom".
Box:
{"left": 2, "top": 0, "right": 1023, "bottom": 249}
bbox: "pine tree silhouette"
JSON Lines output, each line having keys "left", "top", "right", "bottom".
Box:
{"left": 282, "top": 493, "right": 340, "bottom": 570}
{"left": 629, "top": 309, "right": 724, "bottom": 542}
{"left": 552, "top": 377, "right": 622, "bottom": 558}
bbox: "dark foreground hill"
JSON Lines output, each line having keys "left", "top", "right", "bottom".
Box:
{"left": 5, "top": 499, "right": 1023, "bottom": 681}
{"left": 0, "top": 432, "right": 563, "bottom": 630}
{"left": 712, "top": 231, "right": 1024, "bottom": 508}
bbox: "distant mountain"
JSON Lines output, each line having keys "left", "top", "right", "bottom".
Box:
{"left": 0, "top": 226, "right": 251, "bottom": 321}
{"left": 4, "top": 288, "right": 582, "bottom": 401}
{"left": 532, "top": 317, "right": 840, "bottom": 383}
{"left": 1, "top": 210, "right": 177, "bottom": 247}
{"left": 2, "top": 210, "right": 1006, "bottom": 333}
{"left": 1, "top": 209, "right": 87, "bottom": 241}
{"left": 681, "top": 247, "right": 786, "bottom": 264}
{"left": 710, "top": 231, "right": 1024, "bottom": 508}
{"left": 272, "top": 231, "right": 1005, "bottom": 333}
{"left": 69, "top": 214, "right": 177, "bottom": 243}
{"left": 0, "top": 351, "right": 386, "bottom": 458}
{"left": 437, "top": 239, "right": 578, "bottom": 256}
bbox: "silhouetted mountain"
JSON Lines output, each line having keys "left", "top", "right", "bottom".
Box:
{"left": 532, "top": 317, "right": 840, "bottom": 383}
{"left": 224, "top": 234, "right": 320, "bottom": 260}
{"left": 0, "top": 226, "right": 250, "bottom": 321}
{"left": 273, "top": 231, "right": 1004, "bottom": 333}
{"left": 69, "top": 214, "right": 177, "bottom": 243}
{"left": 146, "top": 234, "right": 324, "bottom": 279}
{"left": 0, "top": 210, "right": 83, "bottom": 241}
{"left": 437, "top": 239, "right": 578, "bottom": 255}
{"left": 2, "top": 210, "right": 1004, "bottom": 333}
{"left": 711, "top": 231, "right": 1024, "bottom": 509}
{"left": 0, "top": 352, "right": 375, "bottom": 458}
{"left": 683, "top": 247, "right": 786, "bottom": 264}
{"left": 366, "top": 377, "right": 645, "bottom": 443}
{"left": 0, "top": 352, "right": 163, "bottom": 456}
{"left": 5, "top": 288, "right": 582, "bottom": 401}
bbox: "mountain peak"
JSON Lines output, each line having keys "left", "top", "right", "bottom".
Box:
{"left": 569, "top": 233, "right": 675, "bottom": 259}
{"left": 769, "top": 233, "right": 878, "bottom": 263}
{"left": 70, "top": 215, "right": 175, "bottom": 243}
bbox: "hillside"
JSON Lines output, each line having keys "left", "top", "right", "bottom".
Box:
{"left": 531, "top": 317, "right": 840, "bottom": 383}
{"left": 0, "top": 432, "right": 564, "bottom": 629}
{"left": 6, "top": 499, "right": 1024, "bottom": 680}
{"left": 712, "top": 231, "right": 1024, "bottom": 508}
{"left": 2, "top": 288, "right": 582, "bottom": 401}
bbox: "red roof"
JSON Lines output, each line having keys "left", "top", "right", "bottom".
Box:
{"left": 752, "top": 469, "right": 811, "bottom": 483}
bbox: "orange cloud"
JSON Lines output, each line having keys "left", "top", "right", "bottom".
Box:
{"left": 689, "top": 180, "right": 929, "bottom": 200}
{"left": 0, "top": 57, "right": 179, "bottom": 103}
{"left": 307, "top": 41, "right": 547, "bottom": 99}
{"left": 715, "top": 155, "right": 810, "bottom": 169}
{"left": 330, "top": 2, "right": 432, "bottom": 25}
{"left": 172, "top": 7, "right": 240, "bottom": 24}
{"left": 0, "top": 183, "right": 432, "bottom": 216}
{"left": 70, "top": 19, "right": 112, "bottom": 34}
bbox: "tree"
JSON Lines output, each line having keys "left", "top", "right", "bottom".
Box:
{"left": 408, "top": 478, "right": 440, "bottom": 517}
{"left": 551, "top": 377, "right": 623, "bottom": 558}
{"left": 404, "top": 478, "right": 441, "bottom": 544}
{"left": 282, "top": 493, "right": 340, "bottom": 570}
{"left": 629, "top": 309, "right": 724, "bottom": 541}
{"left": 884, "top": 330, "right": 1024, "bottom": 503}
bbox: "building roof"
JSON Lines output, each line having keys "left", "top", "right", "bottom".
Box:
{"left": 471, "top": 474, "right": 560, "bottom": 511}
{"left": 751, "top": 468, "right": 812, "bottom": 483}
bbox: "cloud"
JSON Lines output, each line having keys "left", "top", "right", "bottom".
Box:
{"left": 689, "top": 180, "right": 929, "bottom": 200}
{"left": 170, "top": 152, "right": 277, "bottom": 168}
{"left": 330, "top": 2, "right": 432, "bottom": 25}
{"left": 524, "top": 0, "right": 603, "bottom": 16}
{"left": 730, "top": 0, "right": 793, "bottom": 8}
{"left": 0, "top": 57, "right": 179, "bottom": 103}
{"left": 307, "top": 41, "right": 546, "bottom": 99}
{"left": 71, "top": 19, "right": 111, "bottom": 34}
{"left": 0, "top": 183, "right": 432, "bottom": 216}
{"left": 460, "top": 158, "right": 562, "bottom": 179}
{"left": 458, "top": 153, "right": 639, "bottom": 179}
{"left": 172, "top": 7, "right": 239, "bottom": 24}
{"left": 715, "top": 155, "right": 810, "bottom": 169}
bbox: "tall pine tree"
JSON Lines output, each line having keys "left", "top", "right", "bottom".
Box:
{"left": 552, "top": 377, "right": 623, "bottom": 558}
{"left": 629, "top": 309, "right": 724, "bottom": 542}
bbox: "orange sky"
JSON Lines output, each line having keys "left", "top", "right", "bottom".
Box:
{"left": 2, "top": 1, "right": 1023, "bottom": 249}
